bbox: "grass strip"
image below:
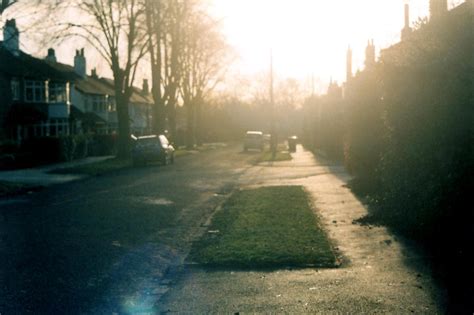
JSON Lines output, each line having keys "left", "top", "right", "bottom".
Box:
{"left": 257, "top": 150, "right": 292, "bottom": 162}
{"left": 189, "top": 186, "right": 336, "bottom": 268}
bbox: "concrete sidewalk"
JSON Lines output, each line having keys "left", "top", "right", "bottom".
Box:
{"left": 156, "top": 146, "right": 445, "bottom": 314}
{"left": 0, "top": 156, "right": 113, "bottom": 186}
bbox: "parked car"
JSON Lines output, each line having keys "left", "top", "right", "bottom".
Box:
{"left": 244, "top": 131, "right": 264, "bottom": 152}
{"left": 132, "top": 134, "right": 175, "bottom": 166}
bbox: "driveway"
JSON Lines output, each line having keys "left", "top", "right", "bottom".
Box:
{"left": 157, "top": 145, "right": 445, "bottom": 314}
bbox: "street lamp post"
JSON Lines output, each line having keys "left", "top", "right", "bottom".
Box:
{"left": 270, "top": 49, "right": 276, "bottom": 158}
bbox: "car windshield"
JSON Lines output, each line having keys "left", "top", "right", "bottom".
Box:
{"left": 246, "top": 134, "right": 262, "bottom": 139}
{"left": 136, "top": 137, "right": 159, "bottom": 146}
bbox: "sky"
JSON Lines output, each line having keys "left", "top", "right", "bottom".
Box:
{"left": 1, "top": 0, "right": 465, "bottom": 95}
{"left": 209, "top": 0, "right": 463, "bottom": 93}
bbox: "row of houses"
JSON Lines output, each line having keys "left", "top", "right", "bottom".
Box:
{"left": 0, "top": 19, "right": 153, "bottom": 143}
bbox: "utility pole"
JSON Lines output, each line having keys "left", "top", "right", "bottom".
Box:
{"left": 270, "top": 49, "right": 276, "bottom": 158}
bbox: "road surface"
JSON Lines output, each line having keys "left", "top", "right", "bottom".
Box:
{"left": 0, "top": 144, "right": 444, "bottom": 314}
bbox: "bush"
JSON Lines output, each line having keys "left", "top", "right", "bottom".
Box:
{"left": 0, "top": 139, "right": 19, "bottom": 154}
{"left": 88, "top": 134, "right": 117, "bottom": 156}
{"left": 19, "top": 135, "right": 91, "bottom": 165}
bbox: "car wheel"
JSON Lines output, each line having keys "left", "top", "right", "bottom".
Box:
{"left": 161, "top": 154, "right": 168, "bottom": 165}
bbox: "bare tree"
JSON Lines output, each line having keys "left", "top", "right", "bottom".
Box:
{"left": 179, "top": 2, "right": 232, "bottom": 147}
{"left": 0, "top": 0, "right": 15, "bottom": 14}
{"left": 55, "top": 0, "right": 149, "bottom": 158}
{"left": 144, "top": 0, "right": 181, "bottom": 139}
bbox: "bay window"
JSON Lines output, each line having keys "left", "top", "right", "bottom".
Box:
{"left": 25, "top": 80, "right": 46, "bottom": 103}
{"left": 49, "top": 82, "right": 69, "bottom": 103}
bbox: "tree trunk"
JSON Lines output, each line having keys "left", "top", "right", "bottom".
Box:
{"left": 152, "top": 94, "right": 166, "bottom": 135}
{"left": 115, "top": 92, "right": 131, "bottom": 158}
{"left": 195, "top": 100, "right": 203, "bottom": 146}
{"left": 167, "top": 102, "right": 176, "bottom": 142}
{"left": 185, "top": 102, "right": 195, "bottom": 149}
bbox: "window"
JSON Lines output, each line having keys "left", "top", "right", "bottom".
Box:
{"left": 11, "top": 78, "right": 20, "bottom": 101}
{"left": 49, "top": 82, "right": 69, "bottom": 103}
{"left": 25, "top": 80, "right": 46, "bottom": 102}
{"left": 92, "top": 95, "right": 107, "bottom": 112}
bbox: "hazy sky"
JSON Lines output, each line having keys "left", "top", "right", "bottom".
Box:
{"left": 1, "top": 0, "right": 465, "bottom": 94}
{"left": 210, "top": 0, "right": 463, "bottom": 92}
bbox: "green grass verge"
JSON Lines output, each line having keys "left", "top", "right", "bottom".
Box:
{"left": 0, "top": 180, "right": 42, "bottom": 197}
{"left": 257, "top": 150, "right": 292, "bottom": 162}
{"left": 189, "top": 186, "right": 336, "bottom": 268}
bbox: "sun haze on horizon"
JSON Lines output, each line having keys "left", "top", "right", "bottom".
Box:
{"left": 210, "top": 0, "right": 462, "bottom": 93}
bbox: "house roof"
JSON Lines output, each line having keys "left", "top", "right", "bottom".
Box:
{"left": 75, "top": 76, "right": 115, "bottom": 96}
{"left": 98, "top": 77, "right": 153, "bottom": 104}
{"left": 0, "top": 45, "right": 78, "bottom": 82}
{"left": 0, "top": 43, "right": 153, "bottom": 104}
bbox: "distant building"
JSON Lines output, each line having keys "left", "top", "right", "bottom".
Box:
{"left": 0, "top": 19, "right": 153, "bottom": 141}
{"left": 364, "top": 39, "right": 376, "bottom": 69}
{"left": 69, "top": 49, "right": 153, "bottom": 135}
{"left": 346, "top": 46, "right": 352, "bottom": 83}
{"left": 0, "top": 19, "right": 77, "bottom": 140}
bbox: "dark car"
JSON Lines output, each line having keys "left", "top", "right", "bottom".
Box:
{"left": 132, "top": 134, "right": 175, "bottom": 166}
{"left": 288, "top": 135, "right": 298, "bottom": 152}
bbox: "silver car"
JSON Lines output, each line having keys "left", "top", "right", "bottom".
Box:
{"left": 244, "top": 131, "right": 264, "bottom": 152}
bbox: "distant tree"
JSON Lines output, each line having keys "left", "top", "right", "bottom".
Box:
{"left": 0, "top": 0, "right": 15, "bottom": 14}
{"left": 178, "top": 1, "right": 231, "bottom": 148}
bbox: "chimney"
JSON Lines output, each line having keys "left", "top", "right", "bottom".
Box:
{"left": 3, "top": 19, "right": 19, "bottom": 55}
{"left": 404, "top": 3, "right": 410, "bottom": 28}
{"left": 401, "top": 3, "right": 412, "bottom": 41}
{"left": 365, "top": 39, "right": 375, "bottom": 69}
{"left": 45, "top": 48, "right": 57, "bottom": 62}
{"left": 91, "top": 68, "right": 98, "bottom": 78}
{"left": 346, "top": 46, "right": 352, "bottom": 83}
{"left": 74, "top": 48, "right": 86, "bottom": 78}
{"left": 142, "top": 79, "right": 149, "bottom": 94}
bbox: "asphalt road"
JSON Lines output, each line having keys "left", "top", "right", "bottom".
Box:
{"left": 0, "top": 143, "right": 445, "bottom": 314}
{"left": 0, "top": 143, "right": 257, "bottom": 313}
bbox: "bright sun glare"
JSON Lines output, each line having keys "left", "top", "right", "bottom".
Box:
{"left": 2, "top": 0, "right": 464, "bottom": 94}
{"left": 211, "top": 0, "right": 458, "bottom": 91}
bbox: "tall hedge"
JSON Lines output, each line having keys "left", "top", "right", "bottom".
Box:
{"left": 346, "top": 4, "right": 472, "bottom": 312}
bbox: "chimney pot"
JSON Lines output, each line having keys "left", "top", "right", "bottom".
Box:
{"left": 3, "top": 18, "right": 20, "bottom": 55}
{"left": 45, "top": 48, "right": 57, "bottom": 62}
{"left": 74, "top": 48, "right": 87, "bottom": 78}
